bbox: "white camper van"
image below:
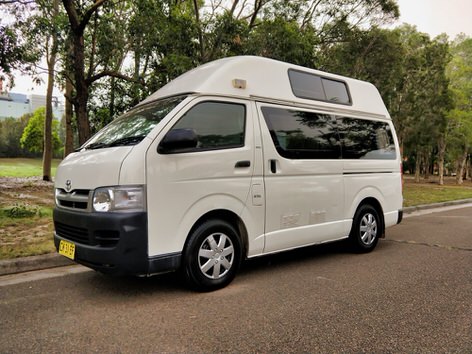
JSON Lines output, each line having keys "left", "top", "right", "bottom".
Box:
{"left": 54, "top": 56, "right": 403, "bottom": 290}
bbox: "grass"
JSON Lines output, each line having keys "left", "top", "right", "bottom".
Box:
{"left": 0, "top": 158, "right": 62, "bottom": 177}
{"left": 403, "top": 182, "right": 472, "bottom": 207}
{"left": 0, "top": 205, "right": 56, "bottom": 260}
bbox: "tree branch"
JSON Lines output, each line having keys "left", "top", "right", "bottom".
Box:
{"left": 0, "top": 0, "right": 34, "bottom": 4}
{"left": 62, "top": 0, "right": 80, "bottom": 31}
{"left": 193, "top": 0, "right": 205, "bottom": 61}
{"left": 85, "top": 70, "right": 144, "bottom": 86}
{"left": 79, "top": 0, "right": 108, "bottom": 33}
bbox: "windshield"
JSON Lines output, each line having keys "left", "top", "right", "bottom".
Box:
{"left": 80, "top": 95, "right": 187, "bottom": 150}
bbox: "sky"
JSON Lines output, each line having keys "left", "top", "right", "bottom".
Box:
{"left": 6, "top": 0, "right": 472, "bottom": 96}
{"left": 394, "top": 0, "right": 472, "bottom": 39}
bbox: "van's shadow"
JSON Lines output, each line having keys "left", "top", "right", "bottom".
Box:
{"left": 79, "top": 239, "right": 370, "bottom": 296}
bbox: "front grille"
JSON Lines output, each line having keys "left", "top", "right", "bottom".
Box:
{"left": 55, "top": 222, "right": 121, "bottom": 247}
{"left": 55, "top": 189, "right": 91, "bottom": 211}
{"left": 55, "top": 222, "right": 90, "bottom": 245}
{"left": 94, "top": 230, "right": 120, "bottom": 247}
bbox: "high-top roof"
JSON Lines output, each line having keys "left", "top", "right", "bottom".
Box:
{"left": 141, "top": 56, "right": 390, "bottom": 118}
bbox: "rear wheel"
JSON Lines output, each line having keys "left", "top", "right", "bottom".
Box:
{"left": 183, "top": 219, "right": 242, "bottom": 291}
{"left": 349, "top": 204, "right": 381, "bottom": 253}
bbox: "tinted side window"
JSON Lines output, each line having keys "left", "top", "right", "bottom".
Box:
{"left": 171, "top": 101, "right": 245, "bottom": 151}
{"left": 288, "top": 69, "right": 351, "bottom": 105}
{"left": 322, "top": 78, "right": 350, "bottom": 104}
{"left": 261, "top": 106, "right": 341, "bottom": 159}
{"left": 337, "top": 118, "right": 396, "bottom": 160}
{"left": 288, "top": 70, "right": 325, "bottom": 101}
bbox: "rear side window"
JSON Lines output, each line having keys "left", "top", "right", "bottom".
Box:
{"left": 288, "top": 69, "right": 351, "bottom": 105}
{"left": 261, "top": 106, "right": 341, "bottom": 159}
{"left": 337, "top": 118, "right": 396, "bottom": 160}
{"left": 171, "top": 101, "right": 245, "bottom": 151}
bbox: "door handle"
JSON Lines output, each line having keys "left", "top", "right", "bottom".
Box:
{"left": 235, "top": 160, "right": 251, "bottom": 168}
{"left": 270, "top": 159, "right": 277, "bottom": 173}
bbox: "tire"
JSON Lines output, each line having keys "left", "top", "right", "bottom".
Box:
{"left": 349, "top": 204, "right": 381, "bottom": 253}
{"left": 183, "top": 219, "right": 242, "bottom": 291}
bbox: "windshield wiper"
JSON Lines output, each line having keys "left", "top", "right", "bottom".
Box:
{"left": 80, "top": 142, "right": 109, "bottom": 151}
{"left": 108, "top": 135, "right": 146, "bottom": 147}
{"left": 80, "top": 135, "right": 146, "bottom": 151}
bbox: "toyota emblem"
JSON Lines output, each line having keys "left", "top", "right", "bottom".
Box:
{"left": 65, "top": 179, "right": 72, "bottom": 192}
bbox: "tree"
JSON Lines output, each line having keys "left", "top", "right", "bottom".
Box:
{"left": 447, "top": 35, "right": 472, "bottom": 184}
{"left": 0, "top": 115, "right": 31, "bottom": 157}
{"left": 0, "top": 12, "right": 40, "bottom": 88}
{"left": 38, "top": 0, "right": 61, "bottom": 180}
{"left": 20, "top": 107, "right": 62, "bottom": 155}
{"left": 61, "top": 0, "right": 108, "bottom": 145}
{"left": 62, "top": 0, "right": 146, "bottom": 145}
{"left": 245, "top": 17, "right": 318, "bottom": 67}
{"left": 318, "top": 27, "right": 405, "bottom": 107}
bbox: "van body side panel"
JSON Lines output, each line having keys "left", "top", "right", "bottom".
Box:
{"left": 256, "top": 103, "right": 345, "bottom": 253}
{"left": 241, "top": 101, "right": 266, "bottom": 257}
{"left": 145, "top": 97, "right": 255, "bottom": 257}
{"left": 342, "top": 120, "right": 403, "bottom": 224}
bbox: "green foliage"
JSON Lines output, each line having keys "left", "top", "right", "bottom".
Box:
{"left": 0, "top": 26, "right": 23, "bottom": 76}
{"left": 447, "top": 37, "right": 472, "bottom": 152}
{"left": 3, "top": 203, "right": 41, "bottom": 218}
{"left": 319, "top": 27, "right": 405, "bottom": 105}
{"left": 245, "top": 18, "right": 318, "bottom": 67}
{"left": 20, "top": 107, "right": 62, "bottom": 155}
{"left": 0, "top": 115, "right": 32, "bottom": 157}
{"left": 0, "top": 24, "right": 40, "bottom": 82}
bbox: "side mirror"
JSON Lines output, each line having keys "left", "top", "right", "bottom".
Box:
{"left": 158, "top": 128, "right": 198, "bottom": 154}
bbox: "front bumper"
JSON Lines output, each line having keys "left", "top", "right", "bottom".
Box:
{"left": 53, "top": 208, "right": 181, "bottom": 276}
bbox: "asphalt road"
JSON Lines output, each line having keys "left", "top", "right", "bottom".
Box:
{"left": 1, "top": 207, "right": 471, "bottom": 353}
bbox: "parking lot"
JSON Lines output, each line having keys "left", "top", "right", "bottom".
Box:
{"left": 1, "top": 206, "right": 471, "bottom": 353}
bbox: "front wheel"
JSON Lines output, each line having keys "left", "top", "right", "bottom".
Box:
{"left": 183, "top": 219, "right": 242, "bottom": 291}
{"left": 349, "top": 204, "right": 381, "bottom": 253}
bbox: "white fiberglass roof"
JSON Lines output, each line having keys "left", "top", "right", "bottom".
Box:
{"left": 141, "top": 56, "right": 390, "bottom": 118}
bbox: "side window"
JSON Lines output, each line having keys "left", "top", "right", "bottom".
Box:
{"left": 288, "top": 70, "right": 325, "bottom": 101}
{"left": 261, "top": 106, "right": 341, "bottom": 159}
{"left": 322, "top": 78, "right": 351, "bottom": 104}
{"left": 288, "top": 69, "right": 351, "bottom": 105}
{"left": 169, "top": 101, "right": 245, "bottom": 151}
{"left": 337, "top": 117, "right": 396, "bottom": 160}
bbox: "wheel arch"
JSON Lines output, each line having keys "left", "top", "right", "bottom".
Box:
{"left": 184, "top": 209, "right": 249, "bottom": 258}
{"left": 354, "top": 197, "right": 385, "bottom": 238}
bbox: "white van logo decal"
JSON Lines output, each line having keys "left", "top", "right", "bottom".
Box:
{"left": 65, "top": 180, "right": 72, "bottom": 192}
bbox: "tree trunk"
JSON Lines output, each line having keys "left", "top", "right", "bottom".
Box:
{"left": 414, "top": 151, "right": 421, "bottom": 183}
{"left": 437, "top": 135, "right": 446, "bottom": 185}
{"left": 72, "top": 33, "right": 90, "bottom": 145}
{"left": 456, "top": 148, "right": 468, "bottom": 185}
{"left": 62, "top": 0, "right": 106, "bottom": 146}
{"left": 109, "top": 76, "right": 115, "bottom": 119}
{"left": 467, "top": 154, "right": 471, "bottom": 180}
{"left": 64, "top": 75, "right": 74, "bottom": 156}
{"left": 42, "top": 63, "right": 54, "bottom": 181}
{"left": 423, "top": 152, "right": 430, "bottom": 180}
{"left": 42, "top": 0, "right": 59, "bottom": 181}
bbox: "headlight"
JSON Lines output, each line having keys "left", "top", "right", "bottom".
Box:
{"left": 92, "top": 186, "right": 145, "bottom": 212}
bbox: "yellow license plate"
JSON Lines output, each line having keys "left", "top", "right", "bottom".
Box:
{"left": 59, "top": 240, "right": 75, "bottom": 260}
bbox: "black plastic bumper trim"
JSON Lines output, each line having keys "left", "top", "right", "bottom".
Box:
{"left": 53, "top": 208, "right": 182, "bottom": 276}
{"left": 397, "top": 209, "right": 403, "bottom": 224}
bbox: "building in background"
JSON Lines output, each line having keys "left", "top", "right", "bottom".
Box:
{"left": 0, "top": 79, "right": 65, "bottom": 119}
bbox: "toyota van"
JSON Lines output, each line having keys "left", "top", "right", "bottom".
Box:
{"left": 54, "top": 56, "right": 403, "bottom": 291}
